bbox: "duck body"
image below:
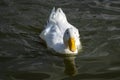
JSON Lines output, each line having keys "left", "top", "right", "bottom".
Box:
{"left": 39, "top": 8, "right": 82, "bottom": 55}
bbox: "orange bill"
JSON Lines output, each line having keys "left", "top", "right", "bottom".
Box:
{"left": 68, "top": 37, "right": 76, "bottom": 52}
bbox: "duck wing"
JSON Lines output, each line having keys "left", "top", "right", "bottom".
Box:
{"left": 40, "top": 7, "right": 68, "bottom": 40}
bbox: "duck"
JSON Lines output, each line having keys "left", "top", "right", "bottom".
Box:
{"left": 39, "top": 7, "right": 82, "bottom": 55}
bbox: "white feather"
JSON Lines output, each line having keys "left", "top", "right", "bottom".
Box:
{"left": 39, "top": 8, "right": 82, "bottom": 54}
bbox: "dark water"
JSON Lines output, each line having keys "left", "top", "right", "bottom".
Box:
{"left": 0, "top": 0, "right": 120, "bottom": 80}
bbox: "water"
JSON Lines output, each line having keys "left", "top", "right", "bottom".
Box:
{"left": 0, "top": 0, "right": 120, "bottom": 80}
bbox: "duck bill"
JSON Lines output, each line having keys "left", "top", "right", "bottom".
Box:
{"left": 68, "top": 37, "right": 76, "bottom": 52}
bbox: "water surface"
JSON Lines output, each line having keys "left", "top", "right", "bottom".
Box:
{"left": 0, "top": 0, "right": 120, "bottom": 80}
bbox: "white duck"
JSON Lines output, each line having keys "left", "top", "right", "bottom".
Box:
{"left": 39, "top": 7, "right": 82, "bottom": 55}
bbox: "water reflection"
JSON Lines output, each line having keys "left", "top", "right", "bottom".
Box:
{"left": 63, "top": 56, "right": 77, "bottom": 76}
{"left": 50, "top": 51, "right": 78, "bottom": 76}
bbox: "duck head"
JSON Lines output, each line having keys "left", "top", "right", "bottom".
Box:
{"left": 63, "top": 28, "right": 78, "bottom": 52}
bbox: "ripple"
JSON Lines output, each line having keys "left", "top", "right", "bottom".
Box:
{"left": 108, "top": 35, "right": 120, "bottom": 40}
{"left": 107, "top": 26, "right": 120, "bottom": 31}
{"left": 108, "top": 67, "right": 120, "bottom": 71}
{"left": 7, "top": 71, "right": 50, "bottom": 80}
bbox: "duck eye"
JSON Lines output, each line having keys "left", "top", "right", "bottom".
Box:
{"left": 66, "top": 31, "right": 69, "bottom": 35}
{"left": 66, "top": 30, "right": 69, "bottom": 34}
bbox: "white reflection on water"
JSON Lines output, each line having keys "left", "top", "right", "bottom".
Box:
{"left": 63, "top": 56, "right": 77, "bottom": 76}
